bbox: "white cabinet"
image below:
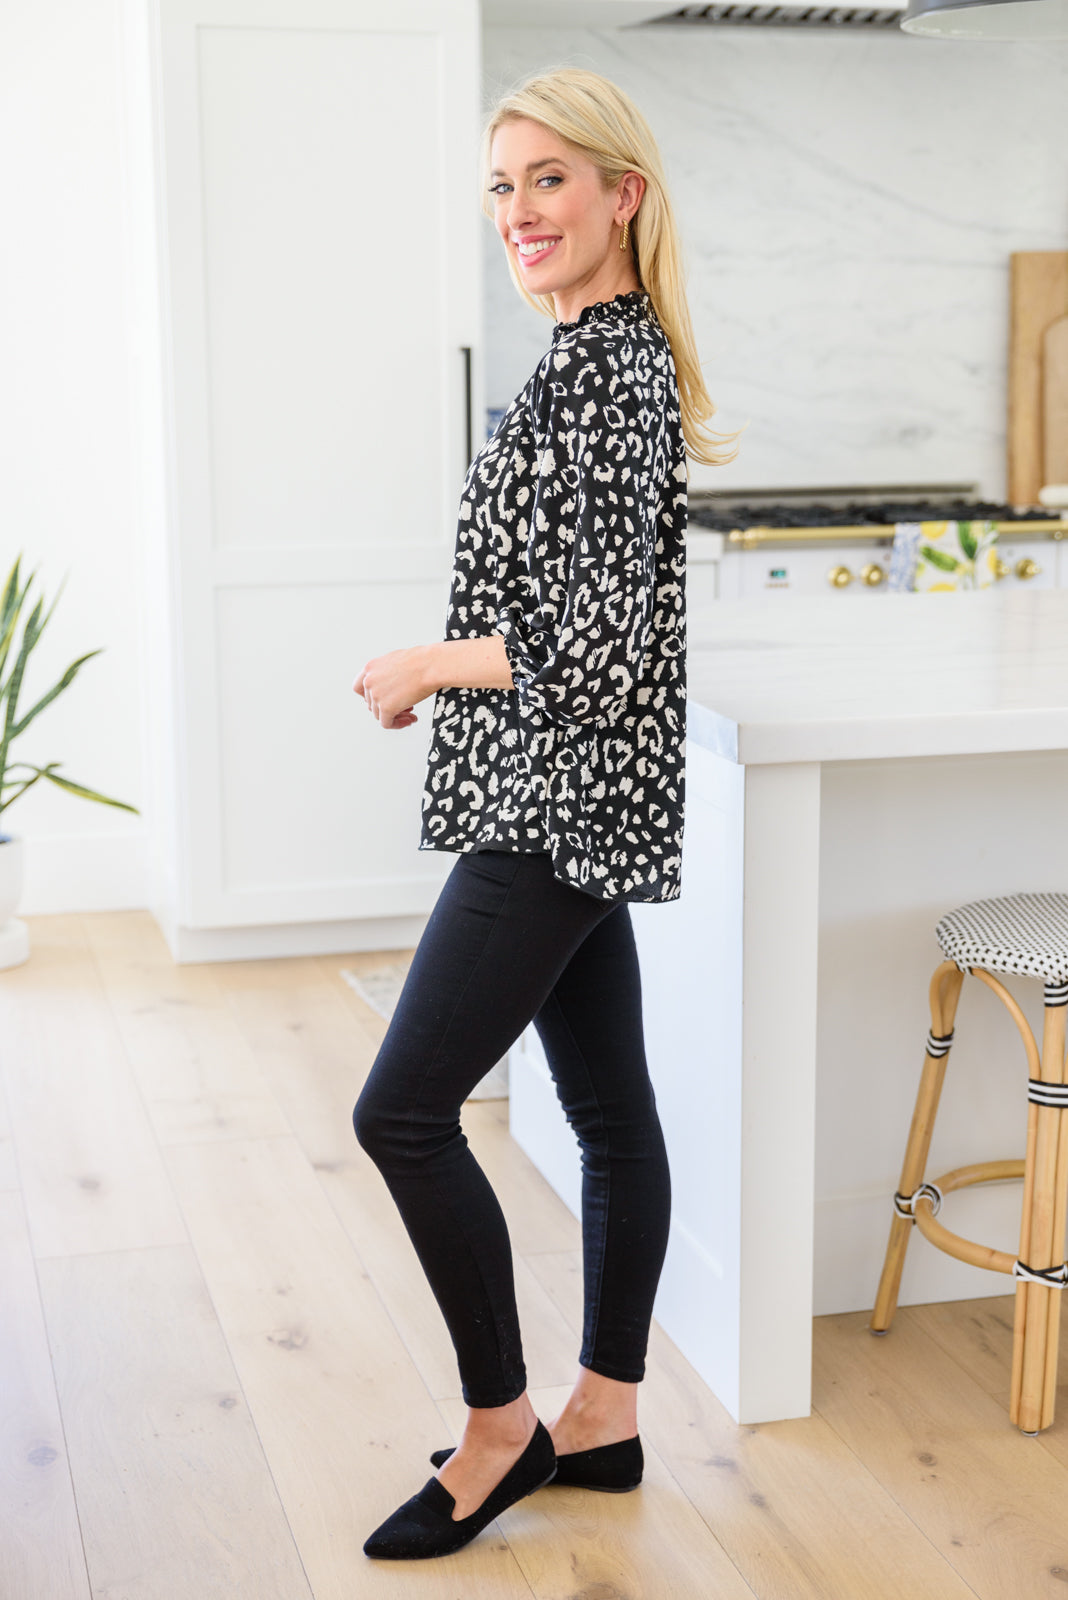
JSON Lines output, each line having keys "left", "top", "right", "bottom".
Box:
{"left": 127, "top": 0, "right": 481, "bottom": 959}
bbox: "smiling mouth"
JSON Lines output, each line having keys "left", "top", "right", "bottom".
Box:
{"left": 515, "top": 237, "right": 560, "bottom": 260}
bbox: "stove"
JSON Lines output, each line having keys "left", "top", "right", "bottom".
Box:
{"left": 685, "top": 483, "right": 1068, "bottom": 598}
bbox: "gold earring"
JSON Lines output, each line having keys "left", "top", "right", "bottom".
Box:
{"left": 619, "top": 216, "right": 630, "bottom": 252}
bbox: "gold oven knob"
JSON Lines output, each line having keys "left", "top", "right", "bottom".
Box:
{"left": 860, "top": 563, "right": 886, "bottom": 587}
{"left": 828, "top": 565, "right": 853, "bottom": 588}
{"left": 993, "top": 557, "right": 1010, "bottom": 580}
{"left": 1015, "top": 557, "right": 1041, "bottom": 581}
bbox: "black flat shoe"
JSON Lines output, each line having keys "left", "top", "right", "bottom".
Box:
{"left": 363, "top": 1418, "right": 557, "bottom": 1559}
{"left": 430, "top": 1431, "right": 643, "bottom": 1493}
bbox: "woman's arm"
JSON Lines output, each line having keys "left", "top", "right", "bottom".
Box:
{"left": 426, "top": 635, "right": 514, "bottom": 693}
{"left": 494, "top": 344, "right": 666, "bottom": 729}
{"left": 353, "top": 634, "right": 513, "bottom": 730}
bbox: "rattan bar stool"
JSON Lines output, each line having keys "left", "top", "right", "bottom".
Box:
{"left": 871, "top": 892, "right": 1068, "bottom": 1435}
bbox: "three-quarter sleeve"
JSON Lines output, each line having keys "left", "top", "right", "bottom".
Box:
{"left": 495, "top": 342, "right": 662, "bottom": 729}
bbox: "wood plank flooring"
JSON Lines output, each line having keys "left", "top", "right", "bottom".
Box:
{"left": 1, "top": 909, "right": 1067, "bottom": 1599}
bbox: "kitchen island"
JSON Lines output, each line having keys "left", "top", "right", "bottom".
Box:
{"left": 509, "top": 589, "right": 1068, "bottom": 1424}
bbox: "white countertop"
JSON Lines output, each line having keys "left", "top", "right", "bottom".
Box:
{"left": 686, "top": 589, "right": 1068, "bottom": 765}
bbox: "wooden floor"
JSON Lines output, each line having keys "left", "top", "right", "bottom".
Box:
{"left": 2, "top": 911, "right": 1068, "bottom": 1600}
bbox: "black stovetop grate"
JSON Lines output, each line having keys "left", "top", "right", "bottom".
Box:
{"left": 689, "top": 497, "right": 1065, "bottom": 533}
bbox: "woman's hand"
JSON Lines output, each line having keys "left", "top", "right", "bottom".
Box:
{"left": 353, "top": 645, "right": 436, "bottom": 730}
{"left": 353, "top": 636, "right": 513, "bottom": 730}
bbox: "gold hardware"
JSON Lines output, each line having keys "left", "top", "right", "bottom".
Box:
{"left": 828, "top": 565, "right": 853, "bottom": 588}
{"left": 993, "top": 557, "right": 1010, "bottom": 580}
{"left": 724, "top": 519, "right": 1068, "bottom": 548}
{"left": 860, "top": 563, "right": 886, "bottom": 587}
{"left": 1015, "top": 557, "right": 1041, "bottom": 580}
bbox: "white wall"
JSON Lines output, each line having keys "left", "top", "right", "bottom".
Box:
{"left": 0, "top": 1, "right": 149, "bottom": 913}
{"left": 482, "top": 25, "right": 1068, "bottom": 497}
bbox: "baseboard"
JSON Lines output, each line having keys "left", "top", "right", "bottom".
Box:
{"left": 162, "top": 912, "right": 430, "bottom": 964}
{"left": 13, "top": 832, "right": 433, "bottom": 961}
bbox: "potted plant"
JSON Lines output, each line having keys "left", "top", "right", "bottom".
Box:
{"left": 0, "top": 555, "right": 139, "bottom": 969}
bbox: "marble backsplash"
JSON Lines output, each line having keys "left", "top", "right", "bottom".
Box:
{"left": 481, "top": 25, "right": 1068, "bottom": 497}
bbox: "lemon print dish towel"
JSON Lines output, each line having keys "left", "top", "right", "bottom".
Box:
{"left": 887, "top": 520, "right": 1000, "bottom": 592}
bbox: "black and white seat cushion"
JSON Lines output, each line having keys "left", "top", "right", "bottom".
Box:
{"left": 936, "top": 893, "right": 1068, "bottom": 985}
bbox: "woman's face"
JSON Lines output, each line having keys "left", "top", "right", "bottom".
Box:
{"left": 488, "top": 118, "right": 642, "bottom": 320}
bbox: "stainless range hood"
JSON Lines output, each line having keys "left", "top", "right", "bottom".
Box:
{"left": 487, "top": 0, "right": 1068, "bottom": 30}
{"left": 639, "top": 0, "right": 1068, "bottom": 28}
{"left": 485, "top": 0, "right": 908, "bottom": 22}
{"left": 642, "top": 2, "right": 907, "bottom": 26}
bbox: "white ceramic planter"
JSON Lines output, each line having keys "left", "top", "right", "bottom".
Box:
{"left": 0, "top": 834, "right": 30, "bottom": 969}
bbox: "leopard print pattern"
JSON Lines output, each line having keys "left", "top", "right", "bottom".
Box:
{"left": 419, "top": 290, "right": 687, "bottom": 904}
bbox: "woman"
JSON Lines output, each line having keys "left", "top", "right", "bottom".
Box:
{"left": 352, "top": 66, "right": 739, "bottom": 1561}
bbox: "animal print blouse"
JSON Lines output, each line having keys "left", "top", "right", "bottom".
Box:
{"left": 419, "top": 289, "right": 687, "bottom": 904}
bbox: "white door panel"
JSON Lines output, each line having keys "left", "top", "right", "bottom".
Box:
{"left": 211, "top": 577, "right": 448, "bottom": 917}
{"left": 152, "top": 0, "right": 480, "bottom": 930}
{"left": 195, "top": 25, "right": 446, "bottom": 552}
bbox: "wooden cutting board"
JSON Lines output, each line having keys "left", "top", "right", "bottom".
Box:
{"left": 1044, "top": 313, "right": 1068, "bottom": 488}
{"left": 1008, "top": 251, "right": 1068, "bottom": 504}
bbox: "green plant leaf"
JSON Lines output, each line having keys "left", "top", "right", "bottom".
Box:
{"left": 0, "top": 561, "right": 37, "bottom": 688}
{"left": 0, "top": 556, "right": 20, "bottom": 623}
{"left": 0, "top": 557, "right": 25, "bottom": 679}
{"left": 920, "top": 544, "right": 960, "bottom": 573}
{"left": 0, "top": 563, "right": 133, "bottom": 825}
{"left": 3, "top": 572, "right": 69, "bottom": 711}
{"left": 0, "top": 761, "right": 61, "bottom": 814}
{"left": 1, "top": 570, "right": 68, "bottom": 715}
{"left": 957, "top": 522, "right": 977, "bottom": 560}
{"left": 40, "top": 770, "right": 140, "bottom": 813}
{"left": 27, "top": 569, "right": 68, "bottom": 652}
{"left": 1, "top": 593, "right": 45, "bottom": 739}
{"left": 1, "top": 761, "right": 51, "bottom": 783}
{"left": 9, "top": 650, "right": 104, "bottom": 738}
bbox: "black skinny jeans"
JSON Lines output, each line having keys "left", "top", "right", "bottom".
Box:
{"left": 352, "top": 848, "right": 672, "bottom": 1408}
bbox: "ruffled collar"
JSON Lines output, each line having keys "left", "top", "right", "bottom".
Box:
{"left": 551, "top": 289, "right": 653, "bottom": 344}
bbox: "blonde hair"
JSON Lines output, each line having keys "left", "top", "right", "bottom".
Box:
{"left": 481, "top": 66, "right": 744, "bottom": 469}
